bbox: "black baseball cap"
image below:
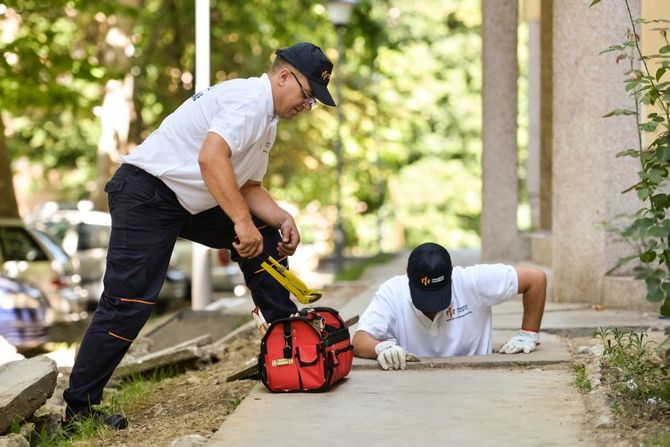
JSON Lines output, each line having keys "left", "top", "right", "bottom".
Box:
{"left": 275, "top": 42, "right": 336, "bottom": 107}
{"left": 407, "top": 242, "right": 453, "bottom": 312}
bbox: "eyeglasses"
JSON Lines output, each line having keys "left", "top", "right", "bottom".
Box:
{"left": 290, "top": 71, "right": 317, "bottom": 107}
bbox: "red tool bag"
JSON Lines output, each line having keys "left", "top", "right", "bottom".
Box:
{"left": 258, "top": 307, "right": 353, "bottom": 392}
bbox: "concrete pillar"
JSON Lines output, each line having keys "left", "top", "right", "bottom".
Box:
{"left": 481, "top": 0, "right": 528, "bottom": 261}
{"left": 539, "top": 0, "right": 553, "bottom": 231}
{"left": 525, "top": 0, "right": 541, "bottom": 229}
{"left": 552, "top": 0, "right": 641, "bottom": 304}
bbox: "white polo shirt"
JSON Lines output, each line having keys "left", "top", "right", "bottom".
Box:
{"left": 121, "top": 74, "right": 278, "bottom": 214}
{"left": 357, "top": 264, "right": 518, "bottom": 357}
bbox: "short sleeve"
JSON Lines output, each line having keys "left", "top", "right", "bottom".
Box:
{"left": 356, "top": 281, "right": 398, "bottom": 341}
{"left": 469, "top": 264, "right": 519, "bottom": 307}
{"left": 209, "top": 96, "right": 265, "bottom": 154}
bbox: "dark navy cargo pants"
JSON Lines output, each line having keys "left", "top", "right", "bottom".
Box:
{"left": 63, "top": 164, "right": 297, "bottom": 412}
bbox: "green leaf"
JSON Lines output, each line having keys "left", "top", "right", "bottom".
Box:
{"left": 660, "top": 45, "right": 670, "bottom": 54}
{"left": 651, "top": 193, "right": 670, "bottom": 209}
{"left": 589, "top": 0, "right": 603, "bottom": 6}
{"left": 657, "top": 67, "right": 667, "bottom": 81}
{"left": 640, "top": 250, "right": 657, "bottom": 263}
{"left": 640, "top": 121, "right": 659, "bottom": 132}
{"left": 660, "top": 297, "right": 670, "bottom": 316}
{"left": 657, "top": 146, "right": 670, "bottom": 162}
{"left": 603, "top": 108, "right": 636, "bottom": 117}
{"left": 637, "top": 187, "right": 651, "bottom": 201}
{"left": 647, "top": 167, "right": 668, "bottom": 183}
{"left": 645, "top": 277, "right": 665, "bottom": 302}
{"left": 616, "top": 148, "right": 640, "bottom": 159}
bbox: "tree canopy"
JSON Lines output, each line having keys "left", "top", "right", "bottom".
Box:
{"left": 0, "top": 0, "right": 483, "bottom": 253}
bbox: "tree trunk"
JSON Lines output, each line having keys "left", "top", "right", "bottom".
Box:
{"left": 0, "top": 114, "right": 20, "bottom": 218}
{"left": 91, "top": 75, "right": 136, "bottom": 211}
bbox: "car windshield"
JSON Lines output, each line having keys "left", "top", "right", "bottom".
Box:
{"left": 0, "top": 226, "right": 49, "bottom": 262}
{"left": 29, "top": 228, "right": 70, "bottom": 264}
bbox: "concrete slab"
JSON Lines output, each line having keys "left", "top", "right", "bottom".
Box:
{"left": 208, "top": 368, "right": 593, "bottom": 447}
{"left": 492, "top": 300, "right": 669, "bottom": 336}
{"left": 352, "top": 331, "right": 570, "bottom": 370}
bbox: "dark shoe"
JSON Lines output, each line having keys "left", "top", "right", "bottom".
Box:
{"left": 62, "top": 406, "right": 128, "bottom": 431}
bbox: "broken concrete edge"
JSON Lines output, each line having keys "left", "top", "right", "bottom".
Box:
{"left": 113, "top": 347, "right": 201, "bottom": 379}
{"left": 352, "top": 357, "right": 572, "bottom": 371}
{"left": 226, "top": 363, "right": 260, "bottom": 382}
{"left": 0, "top": 357, "right": 58, "bottom": 435}
{"left": 113, "top": 335, "right": 212, "bottom": 379}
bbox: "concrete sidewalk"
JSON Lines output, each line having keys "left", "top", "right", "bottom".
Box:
{"left": 207, "top": 250, "right": 670, "bottom": 447}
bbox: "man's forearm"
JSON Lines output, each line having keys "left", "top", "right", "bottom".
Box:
{"left": 240, "top": 183, "right": 288, "bottom": 227}
{"left": 352, "top": 330, "right": 382, "bottom": 359}
{"left": 520, "top": 270, "right": 546, "bottom": 332}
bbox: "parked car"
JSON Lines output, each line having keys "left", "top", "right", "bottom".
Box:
{"left": 0, "top": 275, "right": 51, "bottom": 351}
{"left": 30, "top": 209, "right": 189, "bottom": 311}
{"left": 0, "top": 219, "right": 87, "bottom": 322}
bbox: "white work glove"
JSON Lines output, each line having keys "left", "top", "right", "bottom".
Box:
{"left": 375, "top": 340, "right": 408, "bottom": 370}
{"left": 499, "top": 330, "right": 540, "bottom": 354}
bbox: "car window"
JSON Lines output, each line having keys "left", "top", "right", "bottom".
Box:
{"left": 0, "top": 227, "right": 49, "bottom": 262}
{"left": 78, "top": 223, "right": 110, "bottom": 250}
{"left": 40, "top": 220, "right": 70, "bottom": 244}
{"left": 30, "top": 229, "right": 70, "bottom": 263}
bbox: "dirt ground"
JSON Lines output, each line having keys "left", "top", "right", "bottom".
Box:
{"left": 71, "top": 331, "right": 260, "bottom": 447}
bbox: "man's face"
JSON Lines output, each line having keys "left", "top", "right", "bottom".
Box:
{"left": 276, "top": 68, "right": 316, "bottom": 120}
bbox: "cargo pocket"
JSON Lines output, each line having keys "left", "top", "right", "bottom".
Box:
{"left": 104, "top": 181, "right": 122, "bottom": 210}
{"left": 104, "top": 250, "right": 149, "bottom": 299}
{"left": 295, "top": 345, "right": 326, "bottom": 389}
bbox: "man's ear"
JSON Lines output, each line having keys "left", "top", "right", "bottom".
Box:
{"left": 278, "top": 67, "right": 290, "bottom": 86}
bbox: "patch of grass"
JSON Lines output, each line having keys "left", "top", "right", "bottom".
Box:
{"left": 34, "top": 368, "right": 177, "bottom": 446}
{"left": 104, "top": 367, "right": 178, "bottom": 414}
{"left": 335, "top": 252, "right": 396, "bottom": 281}
{"left": 573, "top": 364, "right": 592, "bottom": 393}
{"left": 644, "top": 429, "right": 670, "bottom": 446}
{"left": 593, "top": 327, "right": 670, "bottom": 443}
{"left": 35, "top": 417, "right": 110, "bottom": 447}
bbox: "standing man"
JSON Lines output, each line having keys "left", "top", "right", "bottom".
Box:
{"left": 63, "top": 42, "right": 336, "bottom": 428}
{"left": 353, "top": 242, "right": 547, "bottom": 370}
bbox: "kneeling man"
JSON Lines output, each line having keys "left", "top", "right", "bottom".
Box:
{"left": 353, "top": 242, "right": 547, "bottom": 370}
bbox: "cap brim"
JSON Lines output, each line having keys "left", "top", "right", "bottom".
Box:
{"left": 409, "top": 281, "right": 452, "bottom": 312}
{"left": 308, "top": 80, "right": 336, "bottom": 107}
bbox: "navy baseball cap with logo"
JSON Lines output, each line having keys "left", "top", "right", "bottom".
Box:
{"left": 275, "top": 42, "right": 336, "bottom": 106}
{"left": 407, "top": 242, "right": 453, "bottom": 312}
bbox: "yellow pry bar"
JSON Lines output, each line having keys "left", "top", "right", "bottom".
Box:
{"left": 260, "top": 255, "right": 322, "bottom": 304}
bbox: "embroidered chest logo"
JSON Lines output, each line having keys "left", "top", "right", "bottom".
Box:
{"left": 262, "top": 141, "right": 271, "bottom": 153}
{"left": 445, "top": 304, "right": 472, "bottom": 322}
{"left": 321, "top": 70, "right": 331, "bottom": 81}
{"left": 421, "top": 276, "right": 431, "bottom": 286}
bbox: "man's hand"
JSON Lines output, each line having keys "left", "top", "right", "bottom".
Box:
{"left": 375, "top": 340, "right": 408, "bottom": 370}
{"left": 278, "top": 217, "right": 300, "bottom": 257}
{"left": 499, "top": 329, "right": 540, "bottom": 354}
{"left": 233, "top": 219, "right": 263, "bottom": 258}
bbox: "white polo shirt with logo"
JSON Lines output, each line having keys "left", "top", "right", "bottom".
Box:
{"left": 357, "top": 264, "right": 518, "bottom": 357}
{"left": 121, "top": 74, "right": 277, "bottom": 214}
